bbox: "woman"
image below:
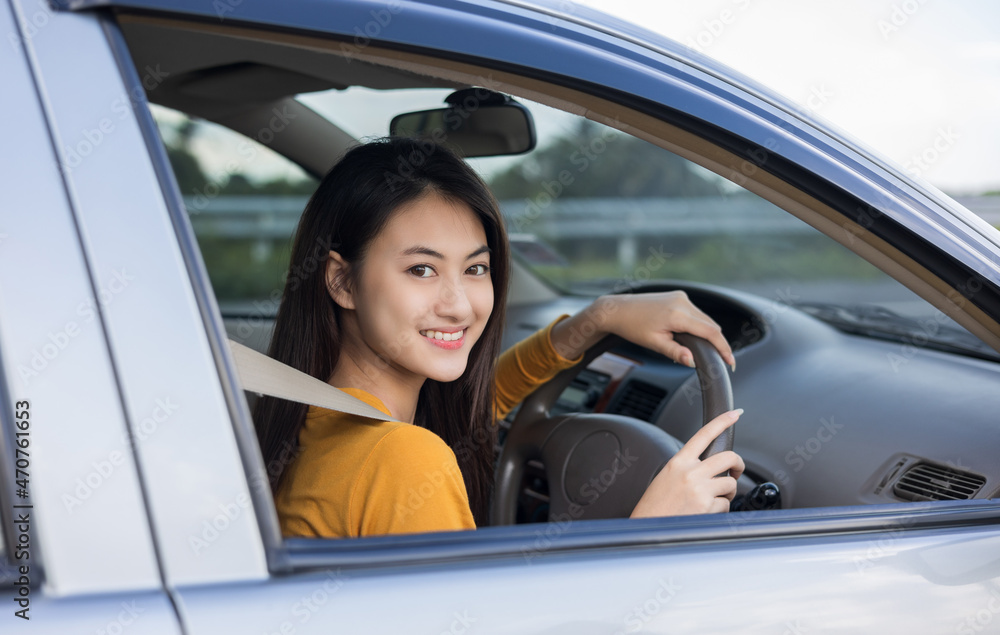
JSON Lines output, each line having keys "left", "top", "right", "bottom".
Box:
{"left": 254, "top": 137, "right": 745, "bottom": 538}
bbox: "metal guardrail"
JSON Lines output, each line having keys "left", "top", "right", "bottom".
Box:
{"left": 183, "top": 195, "right": 1000, "bottom": 240}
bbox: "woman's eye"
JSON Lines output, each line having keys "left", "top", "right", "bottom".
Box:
{"left": 409, "top": 265, "right": 435, "bottom": 278}
{"left": 467, "top": 264, "right": 490, "bottom": 275}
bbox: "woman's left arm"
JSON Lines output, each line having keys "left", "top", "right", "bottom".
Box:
{"left": 549, "top": 291, "right": 736, "bottom": 370}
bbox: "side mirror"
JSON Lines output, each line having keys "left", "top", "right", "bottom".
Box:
{"left": 390, "top": 88, "right": 536, "bottom": 158}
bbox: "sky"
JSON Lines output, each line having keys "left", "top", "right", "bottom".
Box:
{"left": 575, "top": 0, "right": 1000, "bottom": 195}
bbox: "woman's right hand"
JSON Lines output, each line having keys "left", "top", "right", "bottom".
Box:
{"left": 630, "top": 409, "right": 746, "bottom": 518}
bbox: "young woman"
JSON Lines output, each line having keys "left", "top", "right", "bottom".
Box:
{"left": 254, "top": 137, "right": 745, "bottom": 538}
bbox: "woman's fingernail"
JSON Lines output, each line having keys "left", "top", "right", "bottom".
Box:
{"left": 730, "top": 362, "right": 736, "bottom": 373}
{"left": 732, "top": 408, "right": 744, "bottom": 417}
{"left": 686, "top": 357, "right": 696, "bottom": 368}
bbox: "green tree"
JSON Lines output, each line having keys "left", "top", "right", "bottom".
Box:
{"left": 166, "top": 146, "right": 208, "bottom": 194}
{"left": 489, "top": 120, "right": 723, "bottom": 200}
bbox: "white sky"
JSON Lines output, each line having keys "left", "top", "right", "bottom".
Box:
{"left": 580, "top": 0, "right": 1000, "bottom": 195}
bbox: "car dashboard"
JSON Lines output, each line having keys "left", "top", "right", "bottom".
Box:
{"left": 500, "top": 282, "right": 1000, "bottom": 522}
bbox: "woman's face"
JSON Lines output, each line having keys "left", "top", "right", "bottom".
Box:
{"left": 339, "top": 191, "right": 494, "bottom": 384}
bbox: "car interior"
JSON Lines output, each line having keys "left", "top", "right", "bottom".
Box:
{"left": 114, "top": 12, "right": 1000, "bottom": 535}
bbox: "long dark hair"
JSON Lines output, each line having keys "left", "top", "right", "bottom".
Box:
{"left": 253, "top": 137, "right": 509, "bottom": 526}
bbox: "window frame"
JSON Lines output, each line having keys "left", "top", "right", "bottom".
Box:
{"left": 112, "top": 13, "right": 1000, "bottom": 575}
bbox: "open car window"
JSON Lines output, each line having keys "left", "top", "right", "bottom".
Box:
{"left": 121, "top": 13, "right": 999, "bottom": 572}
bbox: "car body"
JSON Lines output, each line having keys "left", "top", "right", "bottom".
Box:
{"left": 1, "top": 0, "right": 1000, "bottom": 632}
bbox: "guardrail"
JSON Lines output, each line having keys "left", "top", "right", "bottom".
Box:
{"left": 183, "top": 194, "right": 1000, "bottom": 241}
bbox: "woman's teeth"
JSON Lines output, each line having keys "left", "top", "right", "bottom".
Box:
{"left": 420, "top": 329, "right": 464, "bottom": 341}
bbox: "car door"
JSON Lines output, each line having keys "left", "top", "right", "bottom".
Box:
{"left": 21, "top": 1, "right": 1000, "bottom": 633}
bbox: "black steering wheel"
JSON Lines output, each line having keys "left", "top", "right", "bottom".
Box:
{"left": 492, "top": 332, "right": 734, "bottom": 524}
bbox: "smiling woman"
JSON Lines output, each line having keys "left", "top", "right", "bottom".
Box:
{"left": 255, "top": 137, "right": 516, "bottom": 532}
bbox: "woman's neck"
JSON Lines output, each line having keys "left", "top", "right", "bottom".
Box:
{"left": 328, "top": 325, "right": 423, "bottom": 423}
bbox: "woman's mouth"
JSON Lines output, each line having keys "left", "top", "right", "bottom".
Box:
{"left": 420, "top": 328, "right": 466, "bottom": 349}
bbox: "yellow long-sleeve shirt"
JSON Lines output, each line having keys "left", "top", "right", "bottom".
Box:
{"left": 275, "top": 316, "right": 581, "bottom": 538}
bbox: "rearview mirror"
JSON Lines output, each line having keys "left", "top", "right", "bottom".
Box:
{"left": 390, "top": 88, "right": 536, "bottom": 158}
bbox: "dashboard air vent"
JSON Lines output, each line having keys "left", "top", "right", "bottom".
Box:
{"left": 607, "top": 380, "right": 666, "bottom": 422}
{"left": 893, "top": 463, "right": 986, "bottom": 501}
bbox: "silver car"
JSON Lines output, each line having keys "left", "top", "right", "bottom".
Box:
{"left": 1, "top": 0, "right": 999, "bottom": 632}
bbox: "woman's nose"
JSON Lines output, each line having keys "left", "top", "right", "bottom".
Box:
{"left": 436, "top": 278, "right": 473, "bottom": 319}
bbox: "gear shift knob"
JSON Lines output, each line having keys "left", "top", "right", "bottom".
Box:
{"left": 730, "top": 482, "right": 781, "bottom": 512}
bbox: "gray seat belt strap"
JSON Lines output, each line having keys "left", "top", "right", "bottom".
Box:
{"left": 227, "top": 339, "right": 400, "bottom": 423}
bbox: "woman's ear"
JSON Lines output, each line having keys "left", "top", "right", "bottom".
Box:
{"left": 325, "top": 250, "right": 355, "bottom": 310}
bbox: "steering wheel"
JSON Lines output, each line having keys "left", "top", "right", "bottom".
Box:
{"left": 492, "top": 332, "right": 734, "bottom": 524}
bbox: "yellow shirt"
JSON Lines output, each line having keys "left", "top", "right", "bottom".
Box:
{"left": 275, "top": 316, "right": 581, "bottom": 538}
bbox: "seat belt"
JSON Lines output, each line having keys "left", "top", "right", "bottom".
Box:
{"left": 227, "top": 339, "right": 400, "bottom": 422}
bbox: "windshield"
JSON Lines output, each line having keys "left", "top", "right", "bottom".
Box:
{"left": 153, "top": 86, "right": 998, "bottom": 360}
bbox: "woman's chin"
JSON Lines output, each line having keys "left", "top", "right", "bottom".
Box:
{"left": 421, "top": 358, "right": 470, "bottom": 383}
{"left": 426, "top": 368, "right": 467, "bottom": 383}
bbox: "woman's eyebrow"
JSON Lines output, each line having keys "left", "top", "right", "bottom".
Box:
{"left": 466, "top": 245, "right": 491, "bottom": 260}
{"left": 400, "top": 245, "right": 444, "bottom": 259}
{"left": 400, "top": 245, "right": 491, "bottom": 260}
